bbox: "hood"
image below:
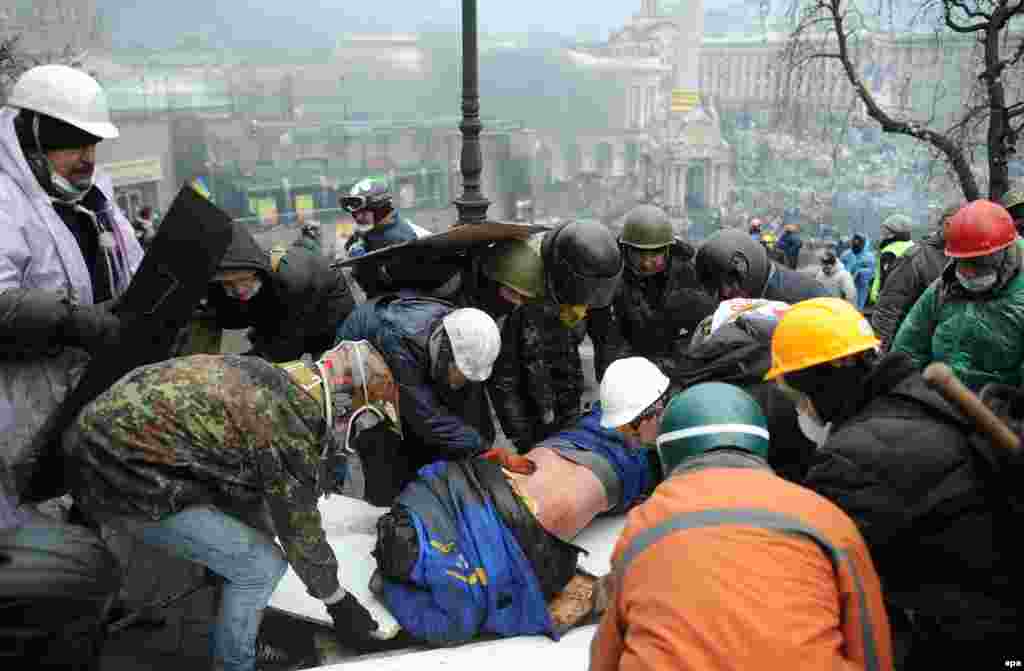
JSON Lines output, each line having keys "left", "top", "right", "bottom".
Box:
{"left": 833, "top": 351, "right": 965, "bottom": 429}
{"left": 0, "top": 107, "right": 49, "bottom": 199}
{"left": 218, "top": 221, "right": 272, "bottom": 276}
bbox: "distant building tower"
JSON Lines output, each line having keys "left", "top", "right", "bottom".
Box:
{"left": 640, "top": 0, "right": 660, "bottom": 17}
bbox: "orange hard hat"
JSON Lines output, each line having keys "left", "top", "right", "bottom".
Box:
{"left": 945, "top": 199, "right": 1018, "bottom": 258}
{"left": 765, "top": 298, "right": 879, "bottom": 380}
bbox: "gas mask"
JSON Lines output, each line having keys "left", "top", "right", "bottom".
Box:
{"left": 224, "top": 278, "right": 263, "bottom": 302}
{"left": 559, "top": 304, "right": 589, "bottom": 329}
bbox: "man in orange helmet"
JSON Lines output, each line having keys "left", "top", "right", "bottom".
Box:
{"left": 892, "top": 199, "right": 1024, "bottom": 390}
{"left": 767, "top": 297, "right": 1021, "bottom": 667}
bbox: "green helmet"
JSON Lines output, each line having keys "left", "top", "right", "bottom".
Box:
{"left": 656, "top": 382, "right": 770, "bottom": 477}
{"left": 1002, "top": 182, "right": 1024, "bottom": 213}
{"left": 480, "top": 238, "right": 546, "bottom": 299}
{"left": 621, "top": 205, "right": 673, "bottom": 250}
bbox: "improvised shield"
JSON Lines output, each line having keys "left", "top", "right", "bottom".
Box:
{"left": 336, "top": 220, "right": 549, "bottom": 297}
{"left": 22, "top": 185, "right": 234, "bottom": 503}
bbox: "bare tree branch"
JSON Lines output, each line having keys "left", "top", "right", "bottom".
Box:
{"left": 1009, "top": 101, "right": 1024, "bottom": 119}
{"left": 949, "top": 0, "right": 990, "bottom": 19}
{"left": 825, "top": 0, "right": 982, "bottom": 198}
{"left": 944, "top": 1, "right": 989, "bottom": 31}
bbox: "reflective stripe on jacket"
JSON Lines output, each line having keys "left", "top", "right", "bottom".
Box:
{"left": 589, "top": 466, "right": 893, "bottom": 671}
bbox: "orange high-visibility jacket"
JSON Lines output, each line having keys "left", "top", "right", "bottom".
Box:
{"left": 589, "top": 465, "right": 893, "bottom": 671}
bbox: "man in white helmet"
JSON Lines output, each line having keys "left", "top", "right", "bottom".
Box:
{"left": 0, "top": 65, "right": 143, "bottom": 520}
{"left": 365, "top": 355, "right": 665, "bottom": 649}
{"left": 336, "top": 297, "right": 504, "bottom": 501}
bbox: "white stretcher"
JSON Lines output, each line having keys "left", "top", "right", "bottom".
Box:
{"left": 267, "top": 495, "right": 626, "bottom": 669}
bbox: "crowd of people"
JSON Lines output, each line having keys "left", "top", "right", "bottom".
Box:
{"left": 1, "top": 64, "right": 1023, "bottom": 671}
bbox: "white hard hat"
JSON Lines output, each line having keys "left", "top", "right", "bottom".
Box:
{"left": 599, "top": 357, "right": 670, "bottom": 428}
{"left": 442, "top": 308, "right": 501, "bottom": 382}
{"left": 7, "top": 64, "right": 119, "bottom": 139}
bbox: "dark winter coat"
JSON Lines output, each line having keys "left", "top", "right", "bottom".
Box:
{"left": 488, "top": 301, "right": 586, "bottom": 452}
{"left": 207, "top": 222, "right": 354, "bottom": 362}
{"left": 590, "top": 240, "right": 717, "bottom": 381}
{"left": 774, "top": 230, "right": 803, "bottom": 268}
{"left": 336, "top": 296, "right": 495, "bottom": 470}
{"left": 803, "top": 353, "right": 1020, "bottom": 653}
{"left": 761, "top": 262, "right": 829, "bottom": 303}
{"left": 870, "top": 233, "right": 948, "bottom": 351}
{"left": 677, "top": 313, "right": 816, "bottom": 483}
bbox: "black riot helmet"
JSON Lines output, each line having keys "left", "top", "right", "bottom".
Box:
{"left": 695, "top": 228, "right": 771, "bottom": 299}
{"left": 540, "top": 220, "right": 623, "bottom": 308}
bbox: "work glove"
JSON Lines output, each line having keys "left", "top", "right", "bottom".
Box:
{"left": 326, "top": 592, "right": 408, "bottom": 654}
{"left": 479, "top": 446, "right": 537, "bottom": 475}
{"left": 61, "top": 302, "right": 122, "bottom": 354}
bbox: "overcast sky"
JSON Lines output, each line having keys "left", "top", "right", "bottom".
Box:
{"left": 99, "top": 1, "right": 753, "bottom": 48}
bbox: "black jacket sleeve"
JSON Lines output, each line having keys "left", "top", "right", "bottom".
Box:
{"left": 587, "top": 303, "right": 629, "bottom": 383}
{"left": 487, "top": 310, "right": 536, "bottom": 452}
{"left": 250, "top": 249, "right": 355, "bottom": 361}
{"left": 871, "top": 251, "right": 924, "bottom": 352}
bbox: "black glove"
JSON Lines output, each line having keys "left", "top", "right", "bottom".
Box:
{"left": 61, "top": 302, "right": 121, "bottom": 353}
{"left": 326, "top": 592, "right": 411, "bottom": 654}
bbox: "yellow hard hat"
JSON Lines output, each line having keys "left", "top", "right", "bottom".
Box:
{"left": 764, "top": 298, "right": 879, "bottom": 380}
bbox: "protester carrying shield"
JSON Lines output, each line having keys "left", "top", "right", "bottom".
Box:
{"left": 0, "top": 65, "right": 143, "bottom": 513}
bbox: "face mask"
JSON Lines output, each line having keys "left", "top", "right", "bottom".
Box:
{"left": 822, "top": 264, "right": 836, "bottom": 276}
{"left": 797, "top": 405, "right": 831, "bottom": 448}
{"left": 224, "top": 278, "right": 263, "bottom": 302}
{"left": 49, "top": 168, "right": 93, "bottom": 203}
{"left": 851, "top": 241, "right": 865, "bottom": 254}
{"left": 559, "top": 304, "right": 589, "bottom": 329}
{"left": 627, "top": 248, "right": 668, "bottom": 276}
{"left": 956, "top": 269, "right": 997, "bottom": 293}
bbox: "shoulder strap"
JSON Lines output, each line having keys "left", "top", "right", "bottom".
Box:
{"left": 616, "top": 506, "right": 884, "bottom": 671}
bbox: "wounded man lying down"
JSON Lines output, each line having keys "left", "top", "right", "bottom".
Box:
{"left": 367, "top": 358, "right": 669, "bottom": 648}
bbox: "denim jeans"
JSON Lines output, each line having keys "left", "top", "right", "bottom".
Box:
{"left": 107, "top": 505, "right": 288, "bottom": 671}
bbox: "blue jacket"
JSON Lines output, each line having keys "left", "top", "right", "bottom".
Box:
{"left": 336, "top": 296, "right": 493, "bottom": 462}
{"left": 380, "top": 404, "right": 654, "bottom": 645}
{"left": 775, "top": 230, "right": 803, "bottom": 258}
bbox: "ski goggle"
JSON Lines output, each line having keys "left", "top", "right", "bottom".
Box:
{"left": 340, "top": 196, "right": 371, "bottom": 213}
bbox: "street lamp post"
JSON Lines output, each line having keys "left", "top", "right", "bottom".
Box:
{"left": 454, "top": 0, "right": 490, "bottom": 226}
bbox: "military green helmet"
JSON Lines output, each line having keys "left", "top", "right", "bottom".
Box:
{"left": 656, "top": 382, "right": 770, "bottom": 477}
{"left": 621, "top": 204, "right": 673, "bottom": 250}
{"left": 480, "top": 238, "right": 546, "bottom": 299}
{"left": 1002, "top": 182, "right": 1024, "bottom": 213}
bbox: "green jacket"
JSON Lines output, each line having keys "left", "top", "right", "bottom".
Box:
{"left": 869, "top": 239, "right": 914, "bottom": 304}
{"left": 892, "top": 241, "right": 1024, "bottom": 391}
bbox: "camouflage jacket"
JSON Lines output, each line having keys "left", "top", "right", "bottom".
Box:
{"left": 64, "top": 354, "right": 341, "bottom": 600}
{"left": 591, "top": 241, "right": 717, "bottom": 382}
{"left": 488, "top": 301, "right": 585, "bottom": 452}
